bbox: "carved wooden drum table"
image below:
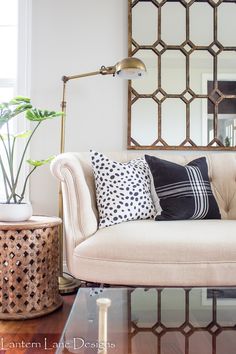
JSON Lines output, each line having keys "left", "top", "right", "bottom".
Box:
{"left": 0, "top": 216, "right": 63, "bottom": 319}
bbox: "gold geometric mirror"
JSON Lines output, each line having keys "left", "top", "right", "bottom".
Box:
{"left": 128, "top": 0, "right": 236, "bottom": 150}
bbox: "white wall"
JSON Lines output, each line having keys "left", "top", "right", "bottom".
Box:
{"left": 29, "top": 0, "right": 128, "bottom": 215}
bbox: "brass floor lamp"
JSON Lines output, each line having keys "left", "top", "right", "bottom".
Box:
{"left": 58, "top": 57, "right": 146, "bottom": 293}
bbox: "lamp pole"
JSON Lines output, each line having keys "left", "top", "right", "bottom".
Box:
{"left": 58, "top": 58, "right": 146, "bottom": 293}
{"left": 58, "top": 66, "right": 117, "bottom": 293}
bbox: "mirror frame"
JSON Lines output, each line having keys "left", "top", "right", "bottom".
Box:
{"left": 127, "top": 0, "right": 236, "bottom": 150}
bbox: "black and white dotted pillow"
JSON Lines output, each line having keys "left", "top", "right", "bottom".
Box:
{"left": 91, "top": 151, "right": 156, "bottom": 228}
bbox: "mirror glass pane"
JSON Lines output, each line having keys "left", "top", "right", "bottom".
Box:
{"left": 162, "top": 99, "right": 185, "bottom": 145}
{"left": 131, "top": 98, "right": 158, "bottom": 145}
{"left": 190, "top": 3, "right": 213, "bottom": 46}
{"left": 218, "top": 4, "right": 236, "bottom": 46}
{"left": 189, "top": 332, "right": 212, "bottom": 354}
{"left": 217, "top": 332, "right": 236, "bottom": 354}
{"left": 162, "top": 50, "right": 186, "bottom": 94}
{"left": 132, "top": 50, "right": 158, "bottom": 94}
{"left": 161, "top": 289, "right": 185, "bottom": 327}
{"left": 218, "top": 51, "right": 236, "bottom": 75}
{"left": 189, "top": 289, "right": 213, "bottom": 327}
{"left": 216, "top": 113, "right": 236, "bottom": 147}
{"left": 162, "top": 3, "right": 185, "bottom": 45}
{"left": 190, "top": 51, "right": 213, "bottom": 95}
{"left": 190, "top": 99, "right": 208, "bottom": 146}
{"left": 131, "top": 289, "right": 158, "bottom": 327}
{"left": 207, "top": 80, "right": 236, "bottom": 145}
{"left": 132, "top": 2, "right": 158, "bottom": 45}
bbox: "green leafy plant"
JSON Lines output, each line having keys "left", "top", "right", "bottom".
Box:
{"left": 0, "top": 96, "right": 63, "bottom": 204}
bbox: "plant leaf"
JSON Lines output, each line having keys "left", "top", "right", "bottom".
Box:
{"left": 0, "top": 102, "right": 8, "bottom": 109}
{"left": 26, "top": 108, "right": 64, "bottom": 122}
{"left": 9, "top": 96, "right": 31, "bottom": 105}
{"left": 0, "top": 116, "right": 9, "bottom": 128}
{"left": 0, "top": 97, "right": 32, "bottom": 129}
{"left": 13, "top": 130, "right": 32, "bottom": 139}
{"left": 27, "top": 156, "right": 55, "bottom": 167}
{"left": 13, "top": 103, "right": 32, "bottom": 112}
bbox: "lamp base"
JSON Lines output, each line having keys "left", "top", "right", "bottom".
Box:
{"left": 58, "top": 275, "right": 80, "bottom": 295}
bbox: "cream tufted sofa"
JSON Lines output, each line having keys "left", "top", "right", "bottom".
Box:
{"left": 51, "top": 152, "right": 236, "bottom": 286}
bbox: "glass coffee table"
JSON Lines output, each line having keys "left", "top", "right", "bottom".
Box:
{"left": 56, "top": 287, "right": 236, "bottom": 354}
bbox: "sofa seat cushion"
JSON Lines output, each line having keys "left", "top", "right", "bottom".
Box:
{"left": 73, "top": 220, "right": 236, "bottom": 286}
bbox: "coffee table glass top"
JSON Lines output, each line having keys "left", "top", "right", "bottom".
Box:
{"left": 56, "top": 287, "right": 236, "bottom": 354}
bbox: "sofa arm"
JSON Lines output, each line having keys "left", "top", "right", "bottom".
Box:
{"left": 50, "top": 153, "right": 98, "bottom": 251}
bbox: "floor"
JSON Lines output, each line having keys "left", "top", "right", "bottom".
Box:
{"left": 0, "top": 294, "right": 75, "bottom": 354}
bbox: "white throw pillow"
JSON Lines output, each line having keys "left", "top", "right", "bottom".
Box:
{"left": 91, "top": 151, "right": 156, "bottom": 228}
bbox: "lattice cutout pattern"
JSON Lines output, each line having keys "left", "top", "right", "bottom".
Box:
{"left": 128, "top": 0, "right": 236, "bottom": 150}
{"left": 0, "top": 225, "right": 61, "bottom": 318}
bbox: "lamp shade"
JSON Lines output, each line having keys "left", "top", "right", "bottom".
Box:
{"left": 115, "top": 57, "right": 146, "bottom": 79}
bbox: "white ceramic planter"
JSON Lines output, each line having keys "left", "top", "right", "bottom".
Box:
{"left": 0, "top": 202, "right": 33, "bottom": 222}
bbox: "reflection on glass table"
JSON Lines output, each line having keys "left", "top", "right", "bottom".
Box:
{"left": 56, "top": 287, "right": 236, "bottom": 354}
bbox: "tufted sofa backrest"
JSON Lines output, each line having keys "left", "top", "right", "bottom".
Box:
{"left": 77, "top": 152, "right": 236, "bottom": 220}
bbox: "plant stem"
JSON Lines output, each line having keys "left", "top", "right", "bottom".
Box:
{"left": 2, "top": 172, "right": 9, "bottom": 200}
{"left": 0, "top": 135, "right": 14, "bottom": 200}
{"left": 18, "top": 166, "right": 37, "bottom": 203}
{"left": 0, "top": 136, "right": 13, "bottom": 201}
{"left": 13, "top": 121, "right": 41, "bottom": 194}
{"left": 0, "top": 134, "right": 10, "bottom": 162}
{"left": 6, "top": 122, "right": 16, "bottom": 202}
{"left": 12, "top": 136, "right": 16, "bottom": 160}
{"left": 0, "top": 155, "right": 12, "bottom": 189}
{"left": 10, "top": 137, "right": 17, "bottom": 200}
{"left": 0, "top": 157, "right": 10, "bottom": 200}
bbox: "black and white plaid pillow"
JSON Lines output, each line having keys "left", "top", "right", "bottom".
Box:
{"left": 145, "top": 155, "right": 221, "bottom": 221}
{"left": 91, "top": 151, "right": 156, "bottom": 228}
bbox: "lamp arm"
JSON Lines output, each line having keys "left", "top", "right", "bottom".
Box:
{"left": 60, "top": 64, "right": 116, "bottom": 154}
{"left": 62, "top": 70, "right": 101, "bottom": 83}
{"left": 60, "top": 72, "right": 100, "bottom": 154}
{"left": 62, "top": 65, "right": 116, "bottom": 83}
